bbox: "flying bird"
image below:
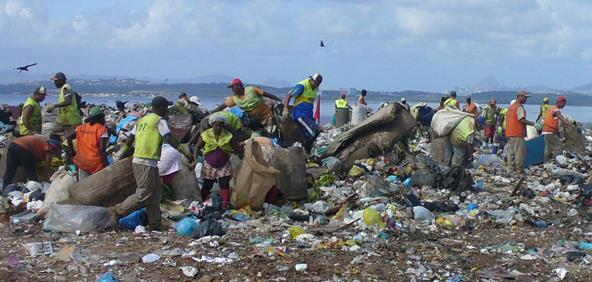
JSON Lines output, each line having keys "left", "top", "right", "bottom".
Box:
{"left": 320, "top": 40, "right": 325, "bottom": 47}
{"left": 16, "top": 63, "right": 38, "bottom": 73}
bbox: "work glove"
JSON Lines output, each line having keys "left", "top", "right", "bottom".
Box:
{"left": 282, "top": 108, "right": 290, "bottom": 119}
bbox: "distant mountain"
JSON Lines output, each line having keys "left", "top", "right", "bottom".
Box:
{"left": 261, "top": 78, "right": 291, "bottom": 88}
{"left": 472, "top": 74, "right": 501, "bottom": 92}
{"left": 570, "top": 82, "right": 592, "bottom": 95}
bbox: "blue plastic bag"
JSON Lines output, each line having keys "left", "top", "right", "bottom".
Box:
{"left": 118, "top": 208, "right": 147, "bottom": 230}
{"left": 176, "top": 217, "right": 200, "bottom": 237}
{"left": 98, "top": 272, "right": 120, "bottom": 282}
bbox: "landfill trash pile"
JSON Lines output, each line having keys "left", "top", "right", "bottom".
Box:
{"left": 1, "top": 104, "right": 592, "bottom": 280}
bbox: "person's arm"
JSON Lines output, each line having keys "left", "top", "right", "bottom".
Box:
{"left": 230, "top": 136, "right": 244, "bottom": 158}
{"left": 282, "top": 94, "right": 292, "bottom": 117}
{"left": 53, "top": 92, "right": 73, "bottom": 108}
{"left": 555, "top": 111, "right": 574, "bottom": 128}
{"left": 121, "top": 134, "right": 135, "bottom": 159}
{"left": 158, "top": 119, "right": 178, "bottom": 148}
{"left": 210, "top": 103, "right": 226, "bottom": 114}
{"left": 193, "top": 136, "right": 204, "bottom": 160}
{"left": 163, "top": 134, "right": 178, "bottom": 149}
{"left": 66, "top": 129, "right": 77, "bottom": 160}
{"left": 262, "top": 90, "right": 282, "bottom": 102}
{"left": 21, "top": 105, "right": 33, "bottom": 132}
{"left": 535, "top": 108, "right": 542, "bottom": 123}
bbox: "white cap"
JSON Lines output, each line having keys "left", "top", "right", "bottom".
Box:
{"left": 420, "top": 102, "right": 427, "bottom": 107}
{"left": 190, "top": 96, "right": 200, "bottom": 104}
{"left": 510, "top": 99, "right": 516, "bottom": 105}
{"left": 310, "top": 73, "right": 323, "bottom": 83}
{"left": 401, "top": 98, "right": 406, "bottom": 102}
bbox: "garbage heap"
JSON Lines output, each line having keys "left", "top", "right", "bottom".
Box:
{"left": 0, "top": 102, "right": 591, "bottom": 281}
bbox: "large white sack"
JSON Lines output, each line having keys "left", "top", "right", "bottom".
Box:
{"left": 430, "top": 108, "right": 473, "bottom": 138}
{"left": 37, "top": 171, "right": 76, "bottom": 218}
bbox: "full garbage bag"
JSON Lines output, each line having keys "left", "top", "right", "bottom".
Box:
{"left": 430, "top": 108, "right": 472, "bottom": 138}
{"left": 231, "top": 140, "right": 280, "bottom": 210}
{"left": 37, "top": 171, "right": 76, "bottom": 218}
{"left": 191, "top": 218, "right": 225, "bottom": 239}
{"left": 169, "top": 156, "right": 200, "bottom": 201}
{"left": 43, "top": 204, "right": 111, "bottom": 232}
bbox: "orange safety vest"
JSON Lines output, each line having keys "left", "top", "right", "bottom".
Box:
{"left": 505, "top": 103, "right": 526, "bottom": 138}
{"left": 542, "top": 106, "right": 560, "bottom": 133}
{"left": 74, "top": 123, "right": 108, "bottom": 174}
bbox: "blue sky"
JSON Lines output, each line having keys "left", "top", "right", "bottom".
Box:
{"left": 2, "top": 0, "right": 592, "bottom": 91}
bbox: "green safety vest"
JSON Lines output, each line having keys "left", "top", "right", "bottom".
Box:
{"left": 134, "top": 113, "right": 164, "bottom": 160}
{"left": 57, "top": 84, "right": 82, "bottom": 125}
{"left": 335, "top": 99, "right": 348, "bottom": 109}
{"left": 18, "top": 97, "right": 42, "bottom": 135}
{"left": 201, "top": 128, "right": 233, "bottom": 155}
{"left": 222, "top": 111, "right": 242, "bottom": 130}
{"left": 232, "top": 86, "right": 263, "bottom": 112}
{"left": 501, "top": 108, "right": 508, "bottom": 129}
{"left": 443, "top": 98, "right": 458, "bottom": 109}
{"left": 294, "top": 79, "right": 318, "bottom": 106}
{"left": 450, "top": 116, "right": 475, "bottom": 145}
{"left": 484, "top": 105, "right": 498, "bottom": 125}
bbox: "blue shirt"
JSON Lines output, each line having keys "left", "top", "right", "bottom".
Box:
{"left": 290, "top": 84, "right": 313, "bottom": 120}
{"left": 289, "top": 84, "right": 305, "bottom": 97}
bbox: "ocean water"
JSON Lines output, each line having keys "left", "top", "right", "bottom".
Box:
{"left": 2, "top": 93, "right": 592, "bottom": 124}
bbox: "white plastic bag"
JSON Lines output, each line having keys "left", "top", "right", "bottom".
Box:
{"left": 37, "top": 171, "right": 76, "bottom": 218}
{"left": 430, "top": 108, "right": 473, "bottom": 138}
{"left": 43, "top": 204, "right": 111, "bottom": 232}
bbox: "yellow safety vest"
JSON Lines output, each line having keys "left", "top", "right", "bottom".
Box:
{"left": 540, "top": 104, "right": 551, "bottom": 121}
{"left": 134, "top": 113, "right": 164, "bottom": 160}
{"left": 18, "top": 97, "right": 42, "bottom": 135}
{"left": 335, "top": 99, "right": 348, "bottom": 109}
{"left": 294, "top": 79, "right": 318, "bottom": 106}
{"left": 450, "top": 116, "right": 475, "bottom": 145}
{"left": 57, "top": 84, "right": 82, "bottom": 125}
{"left": 201, "top": 128, "right": 233, "bottom": 155}
{"left": 232, "top": 86, "right": 263, "bottom": 112}
{"left": 444, "top": 98, "right": 459, "bottom": 109}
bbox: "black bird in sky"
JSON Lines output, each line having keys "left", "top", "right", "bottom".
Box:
{"left": 16, "top": 63, "right": 38, "bottom": 73}
{"left": 320, "top": 40, "right": 325, "bottom": 47}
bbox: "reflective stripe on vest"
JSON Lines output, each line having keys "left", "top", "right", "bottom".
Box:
{"left": 542, "top": 106, "right": 560, "bottom": 133}
{"left": 201, "top": 128, "right": 233, "bottom": 155}
{"left": 232, "top": 86, "right": 263, "bottom": 112}
{"left": 57, "top": 84, "right": 82, "bottom": 125}
{"left": 294, "top": 79, "right": 318, "bottom": 106}
{"left": 335, "top": 99, "right": 348, "bottom": 109}
{"left": 18, "top": 97, "right": 42, "bottom": 135}
{"left": 134, "top": 113, "right": 164, "bottom": 160}
{"left": 505, "top": 103, "right": 526, "bottom": 138}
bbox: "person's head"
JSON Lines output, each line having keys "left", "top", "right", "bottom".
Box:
{"left": 466, "top": 97, "right": 472, "bottom": 104}
{"left": 116, "top": 100, "right": 127, "bottom": 111}
{"left": 50, "top": 72, "right": 67, "bottom": 89}
{"left": 33, "top": 86, "right": 47, "bottom": 102}
{"left": 309, "top": 73, "right": 323, "bottom": 90}
{"left": 361, "top": 89, "right": 367, "bottom": 97}
{"left": 190, "top": 96, "right": 200, "bottom": 105}
{"left": 178, "top": 92, "right": 188, "bottom": 101}
{"left": 490, "top": 99, "right": 496, "bottom": 106}
{"left": 227, "top": 78, "right": 244, "bottom": 96}
{"left": 449, "top": 91, "right": 457, "bottom": 98}
{"left": 420, "top": 101, "right": 428, "bottom": 108}
{"left": 556, "top": 96, "right": 567, "bottom": 109}
{"left": 340, "top": 93, "right": 346, "bottom": 99}
{"left": 440, "top": 96, "right": 448, "bottom": 106}
{"left": 401, "top": 98, "right": 407, "bottom": 105}
{"left": 543, "top": 97, "right": 549, "bottom": 104}
{"left": 151, "top": 96, "right": 172, "bottom": 117}
{"left": 47, "top": 135, "right": 62, "bottom": 155}
{"left": 516, "top": 91, "right": 530, "bottom": 104}
{"left": 208, "top": 112, "right": 228, "bottom": 134}
{"left": 85, "top": 107, "right": 106, "bottom": 125}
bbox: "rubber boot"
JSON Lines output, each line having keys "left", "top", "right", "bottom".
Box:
{"left": 220, "top": 187, "right": 231, "bottom": 210}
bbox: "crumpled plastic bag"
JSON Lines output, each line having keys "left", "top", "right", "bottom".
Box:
{"left": 363, "top": 208, "right": 386, "bottom": 228}
{"left": 191, "top": 218, "right": 226, "bottom": 239}
{"left": 43, "top": 204, "right": 111, "bottom": 233}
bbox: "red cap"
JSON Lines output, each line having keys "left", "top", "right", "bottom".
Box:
{"left": 227, "top": 78, "right": 243, "bottom": 88}
{"left": 557, "top": 95, "right": 567, "bottom": 103}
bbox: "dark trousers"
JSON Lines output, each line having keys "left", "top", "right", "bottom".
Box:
{"left": 201, "top": 176, "right": 231, "bottom": 200}
{"left": 3, "top": 143, "right": 38, "bottom": 189}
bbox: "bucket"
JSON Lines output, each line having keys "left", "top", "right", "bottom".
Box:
{"left": 335, "top": 108, "right": 350, "bottom": 128}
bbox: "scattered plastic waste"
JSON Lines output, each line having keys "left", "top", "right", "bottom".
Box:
{"left": 176, "top": 217, "right": 200, "bottom": 237}
{"left": 142, "top": 253, "right": 161, "bottom": 263}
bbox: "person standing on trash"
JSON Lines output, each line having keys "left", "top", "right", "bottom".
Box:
{"left": 283, "top": 73, "right": 323, "bottom": 152}
{"left": 358, "top": 89, "right": 368, "bottom": 106}
{"left": 482, "top": 99, "right": 499, "bottom": 145}
{"left": 193, "top": 112, "right": 243, "bottom": 209}
{"left": 542, "top": 96, "right": 574, "bottom": 161}
{"left": 536, "top": 97, "right": 551, "bottom": 124}
{"left": 67, "top": 107, "right": 109, "bottom": 181}
{"left": 18, "top": 86, "right": 46, "bottom": 136}
{"left": 465, "top": 97, "right": 479, "bottom": 116}
{"left": 505, "top": 91, "right": 535, "bottom": 174}
{"left": 114, "top": 100, "right": 128, "bottom": 124}
{"left": 2, "top": 135, "right": 61, "bottom": 189}
{"left": 46, "top": 72, "right": 82, "bottom": 137}
{"left": 109, "top": 96, "right": 178, "bottom": 231}
{"left": 449, "top": 115, "right": 476, "bottom": 167}
{"left": 211, "top": 78, "right": 281, "bottom": 133}
{"left": 335, "top": 93, "right": 351, "bottom": 110}
{"left": 400, "top": 98, "right": 410, "bottom": 111}
{"left": 443, "top": 91, "right": 460, "bottom": 109}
